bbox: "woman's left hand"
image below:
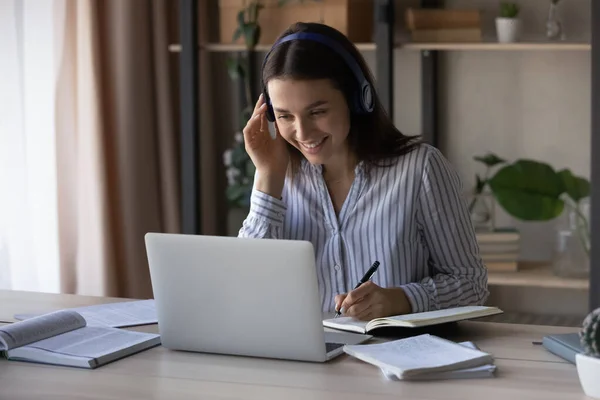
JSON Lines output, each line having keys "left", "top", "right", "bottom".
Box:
{"left": 334, "top": 282, "right": 412, "bottom": 321}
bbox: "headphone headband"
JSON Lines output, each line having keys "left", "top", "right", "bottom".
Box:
{"left": 261, "top": 31, "right": 374, "bottom": 122}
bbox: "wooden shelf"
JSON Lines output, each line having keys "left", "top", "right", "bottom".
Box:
{"left": 398, "top": 41, "right": 591, "bottom": 51}
{"left": 169, "top": 41, "right": 590, "bottom": 53}
{"left": 487, "top": 262, "right": 589, "bottom": 290}
{"left": 168, "top": 43, "right": 376, "bottom": 53}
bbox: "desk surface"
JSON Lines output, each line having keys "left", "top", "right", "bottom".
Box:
{"left": 0, "top": 290, "right": 589, "bottom": 400}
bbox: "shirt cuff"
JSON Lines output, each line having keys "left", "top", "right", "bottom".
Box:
{"left": 400, "top": 283, "right": 431, "bottom": 314}
{"left": 248, "top": 189, "right": 287, "bottom": 226}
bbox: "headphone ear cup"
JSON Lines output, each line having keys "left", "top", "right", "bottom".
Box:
{"left": 361, "top": 82, "right": 374, "bottom": 114}
{"left": 263, "top": 90, "right": 276, "bottom": 122}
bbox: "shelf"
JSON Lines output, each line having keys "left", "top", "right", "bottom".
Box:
{"left": 398, "top": 41, "right": 591, "bottom": 51}
{"left": 168, "top": 43, "right": 377, "bottom": 53}
{"left": 487, "top": 262, "right": 589, "bottom": 290}
{"left": 169, "top": 41, "right": 590, "bottom": 53}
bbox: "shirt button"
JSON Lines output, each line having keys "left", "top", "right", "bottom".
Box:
{"left": 334, "top": 264, "right": 341, "bottom": 271}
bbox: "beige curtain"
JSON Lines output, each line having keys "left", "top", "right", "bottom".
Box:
{"left": 55, "top": 0, "right": 180, "bottom": 299}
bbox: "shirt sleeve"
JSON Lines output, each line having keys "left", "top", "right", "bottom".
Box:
{"left": 400, "top": 146, "right": 489, "bottom": 313}
{"left": 237, "top": 188, "right": 287, "bottom": 239}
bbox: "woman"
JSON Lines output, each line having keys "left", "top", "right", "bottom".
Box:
{"left": 239, "top": 22, "right": 488, "bottom": 321}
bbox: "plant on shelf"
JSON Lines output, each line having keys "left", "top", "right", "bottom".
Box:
{"left": 496, "top": 2, "right": 521, "bottom": 43}
{"left": 223, "top": 0, "right": 321, "bottom": 209}
{"left": 576, "top": 307, "right": 600, "bottom": 399}
{"left": 223, "top": 1, "right": 263, "bottom": 210}
{"left": 470, "top": 152, "right": 590, "bottom": 256}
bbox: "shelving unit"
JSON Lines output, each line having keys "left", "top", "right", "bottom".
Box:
{"left": 177, "top": 0, "right": 600, "bottom": 312}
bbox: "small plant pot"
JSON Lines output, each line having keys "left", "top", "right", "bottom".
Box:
{"left": 576, "top": 353, "right": 600, "bottom": 399}
{"left": 495, "top": 17, "right": 521, "bottom": 43}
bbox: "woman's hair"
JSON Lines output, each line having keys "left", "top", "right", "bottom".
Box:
{"left": 262, "top": 22, "right": 421, "bottom": 174}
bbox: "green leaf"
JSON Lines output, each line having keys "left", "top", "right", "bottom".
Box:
{"left": 242, "top": 23, "right": 260, "bottom": 49}
{"left": 226, "top": 57, "right": 242, "bottom": 80}
{"left": 232, "top": 27, "right": 243, "bottom": 43}
{"left": 474, "top": 153, "right": 506, "bottom": 167}
{"left": 488, "top": 160, "right": 564, "bottom": 221}
{"left": 475, "top": 174, "right": 487, "bottom": 193}
{"left": 226, "top": 185, "right": 245, "bottom": 203}
{"left": 558, "top": 169, "right": 591, "bottom": 202}
{"left": 237, "top": 9, "right": 245, "bottom": 27}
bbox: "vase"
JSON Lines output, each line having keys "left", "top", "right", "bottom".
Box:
{"left": 468, "top": 193, "right": 496, "bottom": 232}
{"left": 496, "top": 17, "right": 521, "bottom": 43}
{"left": 553, "top": 205, "right": 590, "bottom": 279}
{"left": 546, "top": 1, "right": 564, "bottom": 40}
{"left": 576, "top": 353, "right": 600, "bottom": 399}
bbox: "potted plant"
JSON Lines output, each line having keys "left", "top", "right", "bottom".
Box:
{"left": 577, "top": 308, "right": 600, "bottom": 399}
{"left": 470, "top": 152, "right": 590, "bottom": 261}
{"left": 496, "top": 2, "right": 521, "bottom": 43}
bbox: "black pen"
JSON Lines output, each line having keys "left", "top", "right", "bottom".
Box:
{"left": 334, "top": 261, "right": 380, "bottom": 318}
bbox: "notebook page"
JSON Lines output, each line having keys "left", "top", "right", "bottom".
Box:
{"left": 14, "top": 300, "right": 157, "bottom": 328}
{"left": 379, "top": 306, "right": 495, "bottom": 324}
{"left": 23, "top": 326, "right": 159, "bottom": 359}
{"left": 0, "top": 310, "right": 85, "bottom": 350}
{"left": 344, "top": 334, "right": 491, "bottom": 376}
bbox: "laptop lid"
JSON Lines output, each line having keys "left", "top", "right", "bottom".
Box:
{"left": 144, "top": 233, "right": 332, "bottom": 362}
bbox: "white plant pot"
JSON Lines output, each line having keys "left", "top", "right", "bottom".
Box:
{"left": 496, "top": 17, "right": 521, "bottom": 43}
{"left": 576, "top": 353, "right": 600, "bottom": 399}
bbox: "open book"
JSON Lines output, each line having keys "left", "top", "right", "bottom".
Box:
{"left": 0, "top": 309, "right": 160, "bottom": 369}
{"left": 323, "top": 306, "right": 503, "bottom": 334}
{"left": 14, "top": 299, "right": 157, "bottom": 328}
{"left": 344, "top": 334, "right": 495, "bottom": 380}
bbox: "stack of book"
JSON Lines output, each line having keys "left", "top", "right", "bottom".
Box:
{"left": 405, "top": 8, "right": 482, "bottom": 43}
{"left": 476, "top": 228, "right": 520, "bottom": 272}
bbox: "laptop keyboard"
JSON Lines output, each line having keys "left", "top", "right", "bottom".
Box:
{"left": 326, "top": 342, "right": 345, "bottom": 353}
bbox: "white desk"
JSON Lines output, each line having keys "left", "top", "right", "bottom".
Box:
{"left": 0, "top": 290, "right": 589, "bottom": 400}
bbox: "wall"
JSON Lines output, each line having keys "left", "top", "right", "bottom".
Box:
{"left": 390, "top": 0, "right": 592, "bottom": 261}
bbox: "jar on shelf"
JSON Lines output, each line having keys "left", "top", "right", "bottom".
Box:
{"left": 468, "top": 192, "right": 496, "bottom": 232}
{"left": 553, "top": 201, "right": 590, "bottom": 279}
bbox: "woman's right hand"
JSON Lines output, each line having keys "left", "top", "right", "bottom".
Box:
{"left": 243, "top": 94, "right": 290, "bottom": 198}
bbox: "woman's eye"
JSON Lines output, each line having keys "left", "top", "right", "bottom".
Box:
{"left": 277, "top": 114, "right": 291, "bottom": 120}
{"left": 311, "top": 109, "right": 326, "bottom": 116}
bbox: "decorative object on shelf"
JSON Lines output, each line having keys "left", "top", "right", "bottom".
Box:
{"left": 495, "top": 2, "right": 521, "bottom": 43}
{"left": 470, "top": 152, "right": 590, "bottom": 271}
{"left": 576, "top": 308, "right": 600, "bottom": 399}
{"left": 553, "top": 198, "right": 590, "bottom": 278}
{"left": 218, "top": 0, "right": 373, "bottom": 45}
{"left": 546, "top": 0, "right": 565, "bottom": 41}
{"left": 469, "top": 153, "right": 504, "bottom": 231}
{"left": 404, "top": 8, "right": 483, "bottom": 43}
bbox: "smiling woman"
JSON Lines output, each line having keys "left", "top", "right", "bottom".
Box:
{"left": 238, "top": 22, "right": 489, "bottom": 321}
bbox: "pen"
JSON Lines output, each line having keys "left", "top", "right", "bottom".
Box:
{"left": 334, "top": 261, "right": 380, "bottom": 318}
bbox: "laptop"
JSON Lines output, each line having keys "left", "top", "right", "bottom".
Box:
{"left": 144, "top": 233, "right": 371, "bottom": 362}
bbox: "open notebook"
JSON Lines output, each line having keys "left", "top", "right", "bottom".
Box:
{"left": 344, "top": 334, "right": 495, "bottom": 380}
{"left": 323, "top": 306, "right": 503, "bottom": 334}
{"left": 0, "top": 309, "right": 160, "bottom": 369}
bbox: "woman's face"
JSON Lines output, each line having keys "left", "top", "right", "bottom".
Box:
{"left": 267, "top": 78, "right": 351, "bottom": 166}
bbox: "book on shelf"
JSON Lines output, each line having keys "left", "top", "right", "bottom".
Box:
{"left": 410, "top": 28, "right": 482, "bottom": 43}
{"left": 476, "top": 228, "right": 520, "bottom": 243}
{"left": 405, "top": 8, "right": 481, "bottom": 30}
{"left": 0, "top": 309, "right": 160, "bottom": 369}
{"left": 323, "top": 306, "right": 503, "bottom": 335}
{"left": 344, "top": 334, "right": 495, "bottom": 381}
{"left": 484, "top": 260, "right": 519, "bottom": 272}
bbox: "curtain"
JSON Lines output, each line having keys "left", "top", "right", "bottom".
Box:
{"left": 0, "top": 0, "right": 181, "bottom": 298}
{"left": 0, "top": 0, "right": 62, "bottom": 292}
{"left": 57, "top": 0, "right": 181, "bottom": 298}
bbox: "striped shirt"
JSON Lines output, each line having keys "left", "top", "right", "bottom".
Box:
{"left": 238, "top": 143, "right": 489, "bottom": 313}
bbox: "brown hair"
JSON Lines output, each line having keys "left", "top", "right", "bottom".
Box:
{"left": 262, "top": 22, "right": 421, "bottom": 175}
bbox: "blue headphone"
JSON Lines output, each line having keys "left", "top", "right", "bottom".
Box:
{"left": 261, "top": 32, "right": 375, "bottom": 122}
